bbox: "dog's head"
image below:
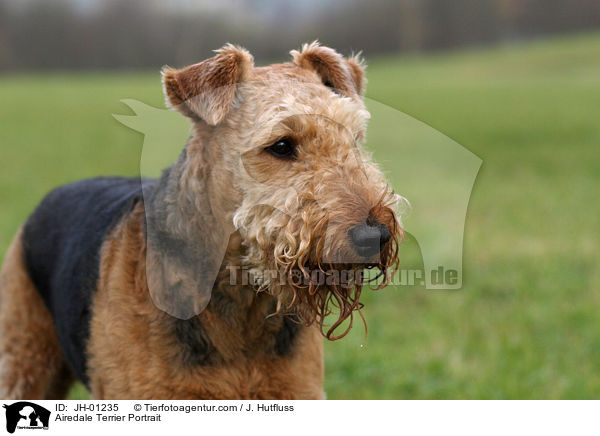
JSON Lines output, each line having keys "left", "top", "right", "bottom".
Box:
{"left": 162, "top": 42, "right": 402, "bottom": 338}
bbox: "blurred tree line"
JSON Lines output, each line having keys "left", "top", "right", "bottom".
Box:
{"left": 0, "top": 0, "right": 599, "bottom": 71}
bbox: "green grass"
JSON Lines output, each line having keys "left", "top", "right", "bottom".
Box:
{"left": 1, "top": 32, "right": 599, "bottom": 399}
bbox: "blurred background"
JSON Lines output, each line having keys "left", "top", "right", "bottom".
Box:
{"left": 1, "top": 0, "right": 599, "bottom": 399}
{"left": 1, "top": 0, "right": 600, "bottom": 69}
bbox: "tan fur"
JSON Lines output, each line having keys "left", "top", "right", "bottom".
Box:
{"left": 88, "top": 205, "right": 324, "bottom": 399}
{"left": 0, "top": 229, "right": 74, "bottom": 399}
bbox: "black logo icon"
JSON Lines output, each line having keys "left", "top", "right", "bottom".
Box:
{"left": 2, "top": 402, "right": 50, "bottom": 434}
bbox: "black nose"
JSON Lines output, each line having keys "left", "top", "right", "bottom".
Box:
{"left": 349, "top": 221, "right": 391, "bottom": 258}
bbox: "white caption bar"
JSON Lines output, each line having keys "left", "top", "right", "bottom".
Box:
{"left": 0, "top": 400, "right": 596, "bottom": 436}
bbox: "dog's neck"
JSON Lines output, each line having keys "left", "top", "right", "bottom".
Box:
{"left": 143, "top": 142, "right": 302, "bottom": 363}
{"left": 151, "top": 227, "right": 301, "bottom": 365}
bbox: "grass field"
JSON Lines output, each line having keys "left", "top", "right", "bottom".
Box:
{"left": 1, "top": 32, "right": 599, "bottom": 399}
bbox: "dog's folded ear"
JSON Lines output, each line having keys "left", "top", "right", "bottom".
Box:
{"left": 291, "top": 41, "right": 366, "bottom": 97}
{"left": 162, "top": 44, "right": 254, "bottom": 125}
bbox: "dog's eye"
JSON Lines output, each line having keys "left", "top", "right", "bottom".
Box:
{"left": 265, "top": 138, "right": 296, "bottom": 159}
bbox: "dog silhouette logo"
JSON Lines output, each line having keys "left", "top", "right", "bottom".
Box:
{"left": 2, "top": 402, "right": 50, "bottom": 433}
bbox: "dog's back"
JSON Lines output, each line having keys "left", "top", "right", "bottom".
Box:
{"left": 6, "top": 177, "right": 150, "bottom": 394}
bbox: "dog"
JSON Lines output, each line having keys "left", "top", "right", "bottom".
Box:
{"left": 0, "top": 42, "right": 402, "bottom": 399}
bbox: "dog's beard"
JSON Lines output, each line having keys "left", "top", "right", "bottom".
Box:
{"left": 240, "top": 201, "right": 402, "bottom": 340}
{"left": 276, "top": 228, "right": 400, "bottom": 340}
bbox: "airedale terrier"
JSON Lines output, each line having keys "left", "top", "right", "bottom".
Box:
{"left": 0, "top": 42, "right": 401, "bottom": 400}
